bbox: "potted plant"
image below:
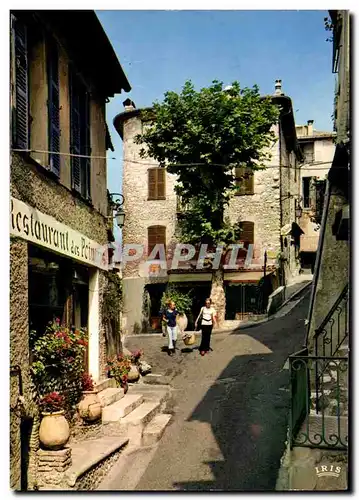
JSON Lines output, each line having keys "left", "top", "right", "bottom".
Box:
{"left": 107, "top": 355, "right": 132, "bottom": 392}
{"left": 78, "top": 373, "right": 102, "bottom": 422}
{"left": 39, "top": 392, "right": 70, "bottom": 450}
{"left": 127, "top": 350, "right": 143, "bottom": 382}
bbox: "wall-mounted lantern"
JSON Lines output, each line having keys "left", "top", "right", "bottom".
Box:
{"left": 108, "top": 193, "right": 125, "bottom": 229}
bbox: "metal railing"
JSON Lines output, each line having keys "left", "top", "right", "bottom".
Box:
{"left": 289, "top": 353, "right": 348, "bottom": 450}
{"left": 313, "top": 284, "right": 349, "bottom": 359}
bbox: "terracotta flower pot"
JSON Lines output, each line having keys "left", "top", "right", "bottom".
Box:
{"left": 127, "top": 364, "right": 140, "bottom": 382}
{"left": 78, "top": 391, "right": 102, "bottom": 422}
{"left": 39, "top": 410, "right": 70, "bottom": 450}
{"left": 151, "top": 317, "right": 161, "bottom": 330}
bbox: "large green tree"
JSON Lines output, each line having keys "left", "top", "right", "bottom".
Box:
{"left": 135, "top": 80, "right": 280, "bottom": 325}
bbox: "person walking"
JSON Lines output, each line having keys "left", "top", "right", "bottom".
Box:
{"left": 162, "top": 300, "right": 178, "bottom": 356}
{"left": 195, "top": 298, "right": 217, "bottom": 356}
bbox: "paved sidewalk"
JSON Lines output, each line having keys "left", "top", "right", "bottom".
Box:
{"left": 115, "top": 293, "right": 311, "bottom": 490}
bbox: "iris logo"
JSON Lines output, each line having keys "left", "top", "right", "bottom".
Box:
{"left": 315, "top": 465, "right": 342, "bottom": 478}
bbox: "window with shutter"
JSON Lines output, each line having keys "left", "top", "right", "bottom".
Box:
{"left": 239, "top": 221, "right": 254, "bottom": 247}
{"left": 148, "top": 225, "right": 166, "bottom": 255}
{"left": 11, "top": 15, "right": 29, "bottom": 149}
{"left": 235, "top": 166, "right": 254, "bottom": 195}
{"left": 47, "top": 38, "right": 60, "bottom": 176}
{"left": 148, "top": 168, "right": 166, "bottom": 200}
{"left": 70, "top": 68, "right": 91, "bottom": 199}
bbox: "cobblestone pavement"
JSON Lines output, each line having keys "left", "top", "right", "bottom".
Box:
{"left": 120, "top": 290, "right": 311, "bottom": 491}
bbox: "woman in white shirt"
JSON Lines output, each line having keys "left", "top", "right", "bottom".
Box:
{"left": 195, "top": 298, "right": 217, "bottom": 356}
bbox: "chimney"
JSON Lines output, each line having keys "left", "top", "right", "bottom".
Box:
{"left": 307, "top": 119, "right": 314, "bottom": 136}
{"left": 123, "top": 98, "right": 136, "bottom": 111}
{"left": 274, "top": 79, "right": 283, "bottom": 96}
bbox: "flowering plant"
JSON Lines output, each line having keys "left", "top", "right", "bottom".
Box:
{"left": 130, "top": 350, "right": 143, "bottom": 364}
{"left": 31, "top": 319, "right": 88, "bottom": 411}
{"left": 107, "top": 355, "right": 131, "bottom": 387}
{"left": 82, "top": 373, "right": 95, "bottom": 392}
{"left": 39, "top": 392, "right": 65, "bottom": 413}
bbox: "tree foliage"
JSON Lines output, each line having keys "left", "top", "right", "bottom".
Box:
{"left": 135, "top": 80, "right": 280, "bottom": 248}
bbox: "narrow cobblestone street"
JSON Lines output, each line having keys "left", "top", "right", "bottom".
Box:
{"left": 109, "top": 290, "right": 311, "bottom": 491}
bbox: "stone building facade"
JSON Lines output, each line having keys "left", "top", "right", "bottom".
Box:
{"left": 295, "top": 121, "right": 336, "bottom": 273}
{"left": 114, "top": 82, "right": 303, "bottom": 335}
{"left": 9, "top": 10, "right": 130, "bottom": 490}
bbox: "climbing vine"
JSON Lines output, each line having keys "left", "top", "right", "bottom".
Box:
{"left": 101, "top": 272, "right": 123, "bottom": 321}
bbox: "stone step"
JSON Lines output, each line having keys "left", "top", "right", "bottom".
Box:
{"left": 128, "top": 384, "right": 171, "bottom": 404}
{"left": 142, "top": 414, "right": 172, "bottom": 446}
{"left": 98, "top": 388, "right": 124, "bottom": 408}
{"left": 102, "top": 394, "right": 144, "bottom": 423}
{"left": 65, "top": 436, "right": 128, "bottom": 487}
{"left": 121, "top": 401, "right": 161, "bottom": 429}
{"left": 94, "top": 378, "right": 116, "bottom": 392}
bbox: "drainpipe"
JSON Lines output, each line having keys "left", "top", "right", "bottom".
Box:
{"left": 304, "top": 178, "right": 331, "bottom": 346}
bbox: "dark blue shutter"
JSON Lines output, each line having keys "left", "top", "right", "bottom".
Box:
{"left": 70, "top": 69, "right": 81, "bottom": 193}
{"left": 82, "top": 91, "right": 91, "bottom": 200}
{"left": 12, "top": 15, "right": 29, "bottom": 149}
{"left": 47, "top": 39, "right": 60, "bottom": 176}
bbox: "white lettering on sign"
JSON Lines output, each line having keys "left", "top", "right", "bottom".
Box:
{"left": 10, "top": 197, "right": 108, "bottom": 270}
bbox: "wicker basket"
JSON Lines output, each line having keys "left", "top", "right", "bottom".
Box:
{"left": 183, "top": 333, "right": 195, "bottom": 346}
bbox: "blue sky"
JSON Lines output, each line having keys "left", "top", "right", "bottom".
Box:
{"left": 96, "top": 9, "right": 335, "bottom": 235}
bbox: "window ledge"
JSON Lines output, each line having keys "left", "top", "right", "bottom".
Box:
{"left": 234, "top": 192, "right": 254, "bottom": 196}
{"left": 147, "top": 197, "right": 167, "bottom": 201}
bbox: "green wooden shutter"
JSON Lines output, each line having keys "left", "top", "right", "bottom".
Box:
{"left": 12, "top": 15, "right": 29, "bottom": 149}
{"left": 47, "top": 38, "right": 60, "bottom": 176}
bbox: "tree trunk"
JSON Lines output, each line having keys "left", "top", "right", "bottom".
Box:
{"left": 210, "top": 267, "right": 225, "bottom": 328}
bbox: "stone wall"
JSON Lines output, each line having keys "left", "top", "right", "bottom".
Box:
{"left": 10, "top": 238, "right": 30, "bottom": 490}
{"left": 122, "top": 115, "right": 178, "bottom": 279}
{"left": 307, "top": 185, "right": 349, "bottom": 349}
{"left": 11, "top": 154, "right": 109, "bottom": 246}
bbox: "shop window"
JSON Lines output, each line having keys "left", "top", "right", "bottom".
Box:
{"left": 28, "top": 246, "right": 89, "bottom": 344}
{"left": 148, "top": 225, "right": 166, "bottom": 256}
{"left": 235, "top": 166, "right": 254, "bottom": 195}
{"left": 148, "top": 168, "right": 166, "bottom": 200}
{"left": 70, "top": 68, "right": 91, "bottom": 200}
{"left": 11, "top": 14, "right": 29, "bottom": 150}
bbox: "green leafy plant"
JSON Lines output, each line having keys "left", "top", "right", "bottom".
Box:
{"left": 31, "top": 319, "right": 88, "bottom": 412}
{"left": 161, "top": 285, "right": 193, "bottom": 315}
{"left": 39, "top": 392, "right": 65, "bottom": 413}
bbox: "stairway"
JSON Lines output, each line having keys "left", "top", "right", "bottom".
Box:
{"left": 64, "top": 378, "right": 172, "bottom": 490}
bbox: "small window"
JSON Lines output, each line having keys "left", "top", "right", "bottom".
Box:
{"left": 239, "top": 221, "right": 254, "bottom": 247}
{"left": 148, "top": 168, "right": 166, "bottom": 200}
{"left": 303, "top": 177, "right": 312, "bottom": 208}
{"left": 303, "top": 142, "right": 314, "bottom": 164}
{"left": 148, "top": 225, "right": 166, "bottom": 256}
{"left": 235, "top": 166, "right": 254, "bottom": 195}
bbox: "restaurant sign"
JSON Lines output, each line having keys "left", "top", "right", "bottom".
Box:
{"left": 10, "top": 197, "right": 108, "bottom": 270}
